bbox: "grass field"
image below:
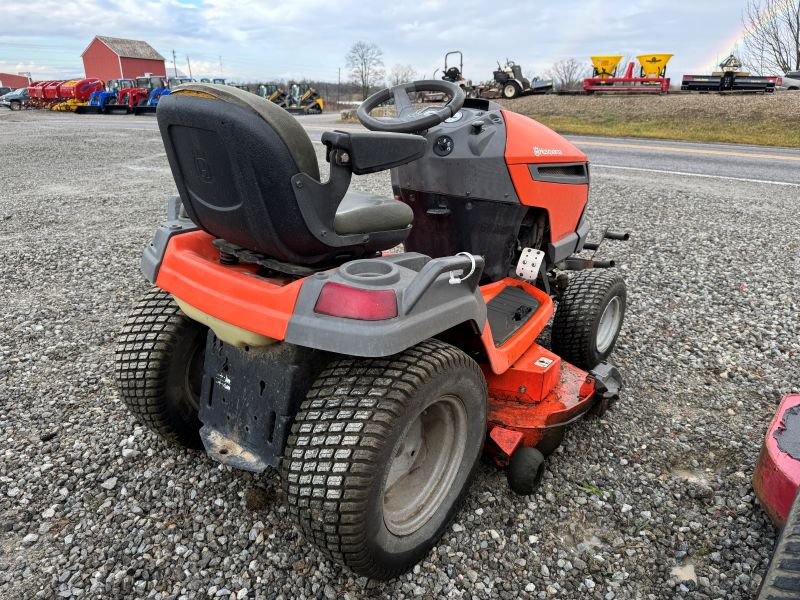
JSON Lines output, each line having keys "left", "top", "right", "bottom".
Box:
{"left": 500, "top": 92, "right": 800, "bottom": 147}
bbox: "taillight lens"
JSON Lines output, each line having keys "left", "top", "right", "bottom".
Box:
{"left": 314, "top": 282, "right": 397, "bottom": 320}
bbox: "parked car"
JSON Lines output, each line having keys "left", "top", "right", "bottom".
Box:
{"left": 0, "top": 88, "right": 29, "bottom": 110}
{"left": 0, "top": 86, "right": 13, "bottom": 97}
{"left": 778, "top": 71, "right": 800, "bottom": 91}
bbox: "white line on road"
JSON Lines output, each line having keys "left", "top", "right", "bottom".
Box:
{"left": 591, "top": 164, "right": 800, "bottom": 187}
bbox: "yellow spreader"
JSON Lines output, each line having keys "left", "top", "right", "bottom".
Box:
{"left": 590, "top": 56, "right": 623, "bottom": 78}
{"left": 637, "top": 54, "right": 673, "bottom": 78}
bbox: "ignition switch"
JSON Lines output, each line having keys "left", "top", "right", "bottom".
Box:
{"left": 433, "top": 135, "right": 454, "bottom": 156}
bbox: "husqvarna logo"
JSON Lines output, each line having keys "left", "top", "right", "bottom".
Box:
{"left": 534, "top": 147, "right": 563, "bottom": 157}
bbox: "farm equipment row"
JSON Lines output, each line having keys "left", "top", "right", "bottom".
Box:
{"left": 426, "top": 51, "right": 781, "bottom": 98}
{"left": 26, "top": 76, "right": 228, "bottom": 115}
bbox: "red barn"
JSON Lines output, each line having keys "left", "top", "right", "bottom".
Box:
{"left": 81, "top": 35, "right": 166, "bottom": 82}
{"left": 0, "top": 73, "right": 31, "bottom": 88}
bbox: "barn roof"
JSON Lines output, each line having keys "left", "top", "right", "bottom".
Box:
{"left": 83, "top": 36, "right": 165, "bottom": 61}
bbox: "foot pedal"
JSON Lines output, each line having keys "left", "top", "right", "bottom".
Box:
{"left": 516, "top": 247, "right": 544, "bottom": 281}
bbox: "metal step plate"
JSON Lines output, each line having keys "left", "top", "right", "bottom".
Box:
{"left": 515, "top": 247, "right": 544, "bottom": 281}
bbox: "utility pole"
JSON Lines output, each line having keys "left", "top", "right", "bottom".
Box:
{"left": 172, "top": 50, "right": 178, "bottom": 78}
{"left": 187, "top": 56, "right": 193, "bottom": 79}
{"left": 219, "top": 55, "right": 223, "bottom": 77}
{"left": 337, "top": 67, "right": 341, "bottom": 107}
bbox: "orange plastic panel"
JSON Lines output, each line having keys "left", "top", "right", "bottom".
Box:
{"left": 155, "top": 231, "right": 304, "bottom": 340}
{"left": 489, "top": 426, "right": 524, "bottom": 457}
{"left": 478, "top": 278, "right": 554, "bottom": 374}
{"left": 502, "top": 110, "right": 589, "bottom": 242}
{"left": 502, "top": 109, "right": 586, "bottom": 165}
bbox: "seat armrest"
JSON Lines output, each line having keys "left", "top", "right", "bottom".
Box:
{"left": 322, "top": 131, "right": 426, "bottom": 175}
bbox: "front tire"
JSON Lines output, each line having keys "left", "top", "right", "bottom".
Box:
{"left": 551, "top": 270, "right": 626, "bottom": 370}
{"left": 10, "top": 101, "right": 21, "bottom": 111}
{"left": 115, "top": 288, "right": 207, "bottom": 449}
{"left": 282, "top": 339, "right": 487, "bottom": 580}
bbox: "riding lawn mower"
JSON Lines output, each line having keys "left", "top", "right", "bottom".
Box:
{"left": 116, "top": 80, "right": 627, "bottom": 579}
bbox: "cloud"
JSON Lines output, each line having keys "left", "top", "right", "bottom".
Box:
{"left": 1, "top": 0, "right": 750, "bottom": 81}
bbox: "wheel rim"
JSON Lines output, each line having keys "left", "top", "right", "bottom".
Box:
{"left": 504, "top": 84, "right": 515, "bottom": 97}
{"left": 596, "top": 296, "right": 622, "bottom": 353}
{"left": 383, "top": 394, "right": 467, "bottom": 536}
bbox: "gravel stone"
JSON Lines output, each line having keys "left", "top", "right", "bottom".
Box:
{"left": 0, "top": 109, "right": 795, "bottom": 599}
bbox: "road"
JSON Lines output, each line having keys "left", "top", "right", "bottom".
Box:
{"left": 3, "top": 109, "right": 799, "bottom": 185}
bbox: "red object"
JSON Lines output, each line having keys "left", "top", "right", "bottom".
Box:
{"left": 43, "top": 80, "right": 67, "bottom": 100}
{"left": 754, "top": 394, "right": 800, "bottom": 527}
{"left": 485, "top": 358, "right": 595, "bottom": 456}
{"left": 155, "top": 230, "right": 303, "bottom": 340}
{"left": 59, "top": 78, "right": 103, "bottom": 101}
{"left": 502, "top": 110, "right": 590, "bottom": 244}
{"left": 489, "top": 426, "right": 524, "bottom": 457}
{"left": 584, "top": 61, "right": 670, "bottom": 93}
{"left": 0, "top": 72, "right": 31, "bottom": 88}
{"left": 117, "top": 87, "right": 149, "bottom": 109}
{"left": 314, "top": 282, "right": 398, "bottom": 320}
{"left": 81, "top": 36, "right": 166, "bottom": 82}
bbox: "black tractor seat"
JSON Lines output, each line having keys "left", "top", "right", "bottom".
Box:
{"left": 156, "top": 84, "right": 424, "bottom": 266}
{"left": 334, "top": 191, "right": 412, "bottom": 235}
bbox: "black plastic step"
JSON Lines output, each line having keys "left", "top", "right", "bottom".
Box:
{"left": 486, "top": 285, "right": 541, "bottom": 347}
{"left": 759, "top": 489, "right": 800, "bottom": 599}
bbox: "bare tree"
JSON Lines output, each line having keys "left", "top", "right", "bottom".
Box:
{"left": 546, "top": 58, "right": 590, "bottom": 91}
{"left": 741, "top": 0, "right": 800, "bottom": 74}
{"left": 387, "top": 64, "right": 417, "bottom": 87}
{"left": 346, "top": 41, "right": 385, "bottom": 99}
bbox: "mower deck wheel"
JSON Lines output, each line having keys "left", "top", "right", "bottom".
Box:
{"left": 282, "top": 338, "right": 487, "bottom": 580}
{"left": 551, "top": 270, "right": 626, "bottom": 370}
{"left": 507, "top": 447, "right": 545, "bottom": 495}
{"left": 115, "top": 287, "right": 207, "bottom": 449}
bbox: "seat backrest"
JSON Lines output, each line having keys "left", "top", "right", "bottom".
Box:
{"left": 157, "top": 84, "right": 340, "bottom": 264}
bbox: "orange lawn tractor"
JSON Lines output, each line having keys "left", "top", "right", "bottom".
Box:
{"left": 116, "top": 81, "right": 627, "bottom": 580}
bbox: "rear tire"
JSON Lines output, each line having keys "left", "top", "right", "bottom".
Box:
{"left": 551, "top": 270, "right": 626, "bottom": 370}
{"left": 502, "top": 82, "right": 521, "bottom": 99}
{"left": 282, "top": 339, "right": 487, "bottom": 580}
{"left": 115, "top": 288, "right": 207, "bottom": 449}
{"left": 10, "top": 101, "right": 21, "bottom": 111}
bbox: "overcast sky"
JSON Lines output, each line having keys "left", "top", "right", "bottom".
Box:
{"left": 0, "top": 0, "right": 754, "bottom": 83}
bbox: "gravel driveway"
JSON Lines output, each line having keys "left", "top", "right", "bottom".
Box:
{"left": 1, "top": 111, "right": 798, "bottom": 599}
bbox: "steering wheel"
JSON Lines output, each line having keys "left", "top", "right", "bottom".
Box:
{"left": 357, "top": 80, "right": 466, "bottom": 134}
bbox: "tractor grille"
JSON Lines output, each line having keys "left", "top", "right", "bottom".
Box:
{"left": 529, "top": 162, "right": 589, "bottom": 184}
{"left": 538, "top": 164, "right": 586, "bottom": 177}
